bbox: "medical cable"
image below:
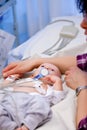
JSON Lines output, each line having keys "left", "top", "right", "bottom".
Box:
{"left": 49, "top": 19, "right": 75, "bottom": 26}
{"left": 0, "top": 67, "right": 49, "bottom": 127}
{"left": 42, "top": 35, "right": 72, "bottom": 55}
{"left": 45, "top": 37, "right": 72, "bottom": 55}
{"left": 42, "top": 36, "right": 62, "bottom": 54}
{"left": 42, "top": 19, "right": 78, "bottom": 56}
{"left": 20, "top": 19, "right": 77, "bottom": 61}
{"left": 51, "top": 37, "right": 72, "bottom": 55}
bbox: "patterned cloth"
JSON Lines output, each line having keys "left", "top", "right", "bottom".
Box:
{"left": 77, "top": 53, "right": 87, "bottom": 71}
{"left": 77, "top": 53, "right": 87, "bottom": 129}
{"left": 78, "top": 116, "right": 87, "bottom": 130}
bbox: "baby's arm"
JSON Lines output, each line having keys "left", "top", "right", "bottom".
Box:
{"left": 52, "top": 76, "right": 63, "bottom": 91}
{"left": 45, "top": 75, "right": 65, "bottom": 105}
{"left": 0, "top": 74, "right": 20, "bottom": 88}
{"left": 1, "top": 74, "right": 39, "bottom": 93}
{"left": 45, "top": 75, "right": 63, "bottom": 91}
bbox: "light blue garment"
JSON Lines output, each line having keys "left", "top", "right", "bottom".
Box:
{"left": 0, "top": 92, "right": 52, "bottom": 130}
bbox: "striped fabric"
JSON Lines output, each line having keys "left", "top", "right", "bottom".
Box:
{"left": 77, "top": 53, "right": 87, "bottom": 129}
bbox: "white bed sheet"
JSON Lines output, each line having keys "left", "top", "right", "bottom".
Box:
{"left": 4, "top": 15, "right": 87, "bottom": 130}
{"left": 22, "top": 15, "right": 86, "bottom": 59}
{"left": 36, "top": 82, "right": 76, "bottom": 130}
{"left": 7, "top": 15, "right": 87, "bottom": 63}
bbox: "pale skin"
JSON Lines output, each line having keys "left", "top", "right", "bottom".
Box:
{"left": 65, "top": 66, "right": 87, "bottom": 128}
{"left": 2, "top": 9, "right": 87, "bottom": 77}
{"left": 2, "top": 8, "right": 87, "bottom": 130}
{"left": 2, "top": 56, "right": 76, "bottom": 78}
{"left": 2, "top": 63, "right": 62, "bottom": 92}
{"left": 16, "top": 125, "right": 29, "bottom": 130}
{"left": 2, "top": 63, "right": 62, "bottom": 130}
{"left": 64, "top": 14, "right": 87, "bottom": 128}
{"left": 12, "top": 75, "right": 62, "bottom": 94}
{"left": 14, "top": 75, "right": 62, "bottom": 130}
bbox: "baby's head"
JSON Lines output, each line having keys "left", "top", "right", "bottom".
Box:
{"left": 34, "top": 63, "right": 61, "bottom": 78}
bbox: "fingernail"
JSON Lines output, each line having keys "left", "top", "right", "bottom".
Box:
{"left": 3, "top": 73, "right": 7, "bottom": 77}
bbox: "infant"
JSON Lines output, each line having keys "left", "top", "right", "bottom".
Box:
{"left": 0, "top": 63, "right": 65, "bottom": 130}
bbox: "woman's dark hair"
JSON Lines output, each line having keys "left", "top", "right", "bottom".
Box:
{"left": 76, "top": 0, "right": 87, "bottom": 14}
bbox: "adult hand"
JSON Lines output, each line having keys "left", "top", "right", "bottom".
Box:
{"left": 2, "top": 58, "right": 39, "bottom": 78}
{"left": 65, "top": 66, "right": 87, "bottom": 90}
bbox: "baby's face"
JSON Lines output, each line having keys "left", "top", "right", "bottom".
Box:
{"left": 35, "top": 63, "right": 61, "bottom": 77}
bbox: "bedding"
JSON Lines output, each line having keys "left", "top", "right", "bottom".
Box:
{"left": 1, "top": 15, "right": 87, "bottom": 130}
{"left": 7, "top": 15, "right": 86, "bottom": 63}
{"left": 36, "top": 82, "right": 76, "bottom": 130}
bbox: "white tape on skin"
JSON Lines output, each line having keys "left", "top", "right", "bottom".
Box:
{"left": 5, "top": 75, "right": 17, "bottom": 82}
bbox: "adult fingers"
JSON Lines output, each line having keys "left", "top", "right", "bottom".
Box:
{"left": 3, "top": 67, "right": 22, "bottom": 78}
{"left": 3, "top": 63, "right": 17, "bottom": 72}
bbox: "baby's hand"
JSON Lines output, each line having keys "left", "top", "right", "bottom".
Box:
{"left": 44, "top": 75, "right": 62, "bottom": 90}
{"left": 21, "top": 125, "right": 29, "bottom": 130}
{"left": 15, "top": 128, "right": 22, "bottom": 130}
{"left": 45, "top": 75, "right": 61, "bottom": 84}
{"left": 15, "top": 125, "right": 29, "bottom": 130}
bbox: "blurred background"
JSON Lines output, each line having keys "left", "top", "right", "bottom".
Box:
{"left": 0, "top": 0, "right": 80, "bottom": 48}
